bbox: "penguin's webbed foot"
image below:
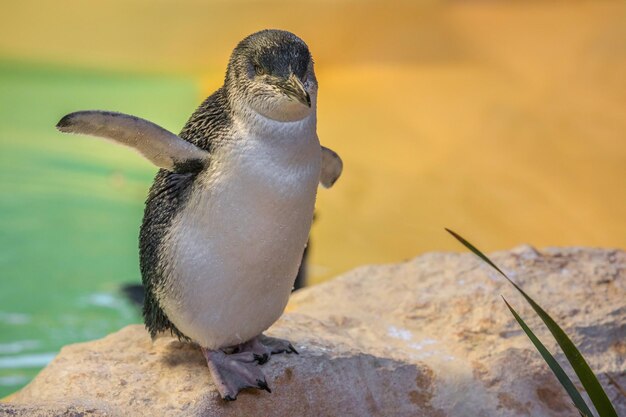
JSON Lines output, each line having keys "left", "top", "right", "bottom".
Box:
{"left": 202, "top": 348, "right": 270, "bottom": 401}
{"left": 235, "top": 334, "right": 298, "bottom": 365}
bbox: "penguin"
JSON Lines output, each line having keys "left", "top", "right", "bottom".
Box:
{"left": 56, "top": 29, "right": 342, "bottom": 401}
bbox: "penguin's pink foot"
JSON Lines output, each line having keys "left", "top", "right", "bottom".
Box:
{"left": 202, "top": 348, "right": 271, "bottom": 401}
{"left": 235, "top": 334, "right": 298, "bottom": 365}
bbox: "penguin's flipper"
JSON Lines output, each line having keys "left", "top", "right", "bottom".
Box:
{"left": 56, "top": 110, "right": 209, "bottom": 171}
{"left": 320, "top": 146, "right": 342, "bottom": 188}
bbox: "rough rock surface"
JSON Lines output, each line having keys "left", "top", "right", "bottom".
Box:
{"left": 3, "top": 247, "right": 625, "bottom": 416}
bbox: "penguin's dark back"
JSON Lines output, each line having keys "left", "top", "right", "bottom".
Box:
{"left": 178, "top": 87, "right": 233, "bottom": 153}
{"left": 138, "top": 87, "right": 233, "bottom": 339}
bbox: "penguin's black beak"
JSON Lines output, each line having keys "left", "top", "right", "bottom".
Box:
{"left": 280, "top": 74, "right": 311, "bottom": 108}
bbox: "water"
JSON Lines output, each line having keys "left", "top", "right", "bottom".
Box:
{"left": 0, "top": 62, "right": 200, "bottom": 397}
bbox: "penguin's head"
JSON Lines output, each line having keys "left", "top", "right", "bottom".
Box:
{"left": 226, "top": 30, "right": 317, "bottom": 122}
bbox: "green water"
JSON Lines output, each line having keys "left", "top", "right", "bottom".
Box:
{"left": 0, "top": 62, "right": 199, "bottom": 397}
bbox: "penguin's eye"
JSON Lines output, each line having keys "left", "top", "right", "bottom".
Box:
{"left": 254, "top": 65, "right": 265, "bottom": 76}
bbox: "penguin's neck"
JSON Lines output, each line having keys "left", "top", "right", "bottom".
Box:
{"left": 231, "top": 96, "right": 316, "bottom": 137}
{"left": 227, "top": 105, "right": 319, "bottom": 172}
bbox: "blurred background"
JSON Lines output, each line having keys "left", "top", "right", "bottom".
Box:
{"left": 1, "top": 0, "right": 625, "bottom": 398}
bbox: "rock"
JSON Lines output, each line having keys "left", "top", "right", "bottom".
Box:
{"left": 4, "top": 247, "right": 625, "bottom": 416}
{"left": 0, "top": 404, "right": 107, "bottom": 417}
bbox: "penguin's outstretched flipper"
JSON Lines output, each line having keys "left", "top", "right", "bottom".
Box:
{"left": 319, "top": 146, "right": 342, "bottom": 188}
{"left": 56, "top": 110, "right": 209, "bottom": 172}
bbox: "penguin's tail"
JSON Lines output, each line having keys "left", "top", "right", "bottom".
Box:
{"left": 120, "top": 283, "right": 145, "bottom": 308}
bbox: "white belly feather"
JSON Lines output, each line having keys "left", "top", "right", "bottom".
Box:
{"left": 160, "top": 123, "right": 321, "bottom": 349}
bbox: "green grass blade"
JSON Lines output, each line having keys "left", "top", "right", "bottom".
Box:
{"left": 446, "top": 229, "right": 618, "bottom": 417}
{"left": 444, "top": 228, "right": 508, "bottom": 277}
{"left": 511, "top": 284, "right": 617, "bottom": 417}
{"left": 502, "top": 297, "right": 594, "bottom": 417}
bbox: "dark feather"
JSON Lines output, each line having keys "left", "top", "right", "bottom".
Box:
{"left": 139, "top": 88, "right": 233, "bottom": 340}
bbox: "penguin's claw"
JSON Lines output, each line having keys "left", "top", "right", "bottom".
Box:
{"left": 253, "top": 353, "right": 270, "bottom": 365}
{"left": 259, "top": 334, "right": 300, "bottom": 356}
{"left": 202, "top": 348, "right": 271, "bottom": 401}
{"left": 257, "top": 379, "right": 272, "bottom": 393}
{"left": 235, "top": 334, "right": 299, "bottom": 364}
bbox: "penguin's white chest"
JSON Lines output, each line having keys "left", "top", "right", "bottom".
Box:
{"left": 161, "top": 127, "right": 320, "bottom": 349}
